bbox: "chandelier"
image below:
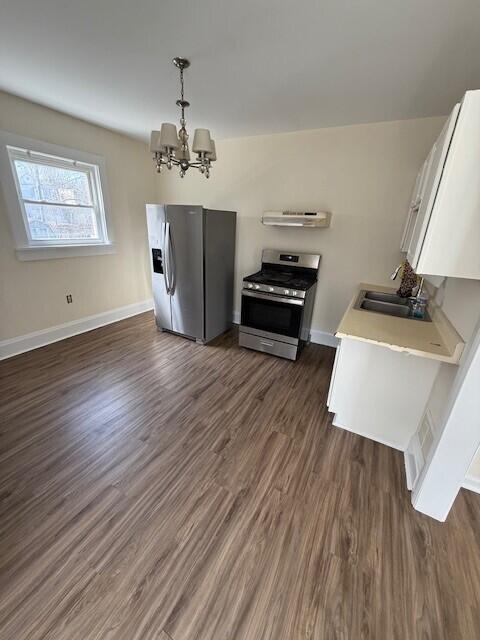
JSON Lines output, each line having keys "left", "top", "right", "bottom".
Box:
{"left": 150, "top": 57, "right": 216, "bottom": 178}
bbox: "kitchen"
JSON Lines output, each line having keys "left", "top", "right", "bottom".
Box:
{"left": 1, "top": 2, "right": 480, "bottom": 638}
{"left": 155, "top": 86, "right": 480, "bottom": 517}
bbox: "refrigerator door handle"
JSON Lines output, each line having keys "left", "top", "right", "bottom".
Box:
{"left": 163, "top": 222, "right": 172, "bottom": 295}
{"left": 167, "top": 223, "right": 176, "bottom": 295}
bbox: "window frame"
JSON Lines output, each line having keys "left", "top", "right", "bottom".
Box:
{"left": 0, "top": 131, "right": 114, "bottom": 261}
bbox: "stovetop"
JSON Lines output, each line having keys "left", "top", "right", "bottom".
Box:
{"left": 244, "top": 269, "right": 316, "bottom": 291}
{"left": 242, "top": 251, "right": 320, "bottom": 299}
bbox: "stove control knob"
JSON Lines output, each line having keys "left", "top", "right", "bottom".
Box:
{"left": 247, "top": 283, "right": 253, "bottom": 288}
{"left": 254, "top": 284, "right": 260, "bottom": 290}
{"left": 292, "top": 291, "right": 297, "bottom": 296}
{"left": 284, "top": 289, "right": 290, "bottom": 295}
{"left": 268, "top": 287, "right": 274, "bottom": 292}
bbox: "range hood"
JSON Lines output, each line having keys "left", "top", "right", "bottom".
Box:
{"left": 262, "top": 211, "right": 331, "bottom": 227}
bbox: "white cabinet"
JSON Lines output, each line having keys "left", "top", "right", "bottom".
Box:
{"left": 400, "top": 152, "right": 433, "bottom": 252}
{"left": 401, "top": 90, "right": 480, "bottom": 280}
{"left": 327, "top": 338, "right": 440, "bottom": 451}
{"left": 406, "top": 105, "right": 460, "bottom": 268}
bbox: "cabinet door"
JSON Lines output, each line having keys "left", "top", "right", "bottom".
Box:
{"left": 407, "top": 104, "right": 460, "bottom": 268}
{"left": 417, "top": 90, "right": 480, "bottom": 279}
{"left": 400, "top": 158, "right": 429, "bottom": 252}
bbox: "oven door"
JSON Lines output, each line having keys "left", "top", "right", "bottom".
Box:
{"left": 241, "top": 290, "right": 304, "bottom": 341}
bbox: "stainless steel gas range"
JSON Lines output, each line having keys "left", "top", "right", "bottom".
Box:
{"left": 239, "top": 249, "right": 321, "bottom": 360}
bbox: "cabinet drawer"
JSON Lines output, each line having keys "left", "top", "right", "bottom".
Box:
{"left": 239, "top": 330, "right": 298, "bottom": 360}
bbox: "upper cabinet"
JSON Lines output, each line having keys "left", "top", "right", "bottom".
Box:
{"left": 400, "top": 150, "right": 433, "bottom": 252}
{"left": 401, "top": 90, "right": 480, "bottom": 280}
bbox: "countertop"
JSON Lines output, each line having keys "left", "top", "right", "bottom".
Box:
{"left": 335, "top": 283, "right": 465, "bottom": 364}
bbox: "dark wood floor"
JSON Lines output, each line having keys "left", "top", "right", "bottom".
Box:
{"left": 1, "top": 312, "right": 479, "bottom": 639}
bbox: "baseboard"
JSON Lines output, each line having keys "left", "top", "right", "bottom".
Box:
{"left": 462, "top": 475, "right": 480, "bottom": 494}
{"left": 2, "top": 303, "right": 337, "bottom": 361}
{"left": 232, "top": 310, "right": 338, "bottom": 349}
{"left": 310, "top": 329, "right": 339, "bottom": 348}
{"left": 332, "top": 415, "right": 406, "bottom": 451}
{"left": 0, "top": 299, "right": 154, "bottom": 360}
{"left": 404, "top": 432, "right": 425, "bottom": 491}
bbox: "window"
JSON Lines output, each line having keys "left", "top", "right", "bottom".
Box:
{"left": 8, "top": 147, "right": 108, "bottom": 244}
{"left": 0, "top": 131, "right": 114, "bottom": 260}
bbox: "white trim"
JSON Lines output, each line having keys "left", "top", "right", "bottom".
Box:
{"left": 412, "top": 316, "right": 480, "bottom": 521}
{"left": 404, "top": 450, "right": 418, "bottom": 491}
{"left": 331, "top": 415, "right": 406, "bottom": 451}
{"left": 0, "top": 130, "right": 114, "bottom": 258}
{"left": 404, "top": 433, "right": 424, "bottom": 491}
{"left": 232, "top": 310, "right": 338, "bottom": 348}
{"left": 15, "top": 243, "right": 116, "bottom": 261}
{"left": 0, "top": 299, "right": 154, "bottom": 360}
{"left": 462, "top": 475, "right": 480, "bottom": 494}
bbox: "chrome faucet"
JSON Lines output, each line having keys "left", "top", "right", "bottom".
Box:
{"left": 390, "top": 262, "right": 424, "bottom": 297}
{"left": 390, "top": 263, "right": 403, "bottom": 280}
{"left": 415, "top": 277, "right": 425, "bottom": 298}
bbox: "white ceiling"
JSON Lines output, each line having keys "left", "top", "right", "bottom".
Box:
{"left": 1, "top": 0, "right": 480, "bottom": 141}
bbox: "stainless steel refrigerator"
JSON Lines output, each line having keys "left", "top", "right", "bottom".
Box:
{"left": 146, "top": 204, "right": 236, "bottom": 344}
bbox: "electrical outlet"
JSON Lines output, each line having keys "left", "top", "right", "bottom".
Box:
{"left": 66, "top": 294, "right": 73, "bottom": 304}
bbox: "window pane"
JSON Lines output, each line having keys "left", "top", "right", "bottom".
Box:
{"left": 25, "top": 203, "right": 99, "bottom": 240}
{"left": 14, "top": 160, "right": 92, "bottom": 206}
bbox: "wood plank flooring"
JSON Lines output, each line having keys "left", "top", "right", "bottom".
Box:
{"left": 1, "top": 312, "right": 479, "bottom": 639}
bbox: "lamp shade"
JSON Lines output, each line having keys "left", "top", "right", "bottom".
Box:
{"left": 150, "top": 130, "right": 166, "bottom": 153}
{"left": 207, "top": 139, "right": 217, "bottom": 162}
{"left": 192, "top": 128, "right": 212, "bottom": 153}
{"left": 159, "top": 123, "right": 179, "bottom": 149}
{"left": 176, "top": 144, "right": 190, "bottom": 161}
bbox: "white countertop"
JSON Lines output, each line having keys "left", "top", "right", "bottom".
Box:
{"left": 335, "top": 283, "right": 465, "bottom": 364}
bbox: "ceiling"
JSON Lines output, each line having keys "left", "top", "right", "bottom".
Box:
{"left": 1, "top": 0, "right": 480, "bottom": 141}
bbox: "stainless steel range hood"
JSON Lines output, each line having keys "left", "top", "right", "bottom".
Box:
{"left": 262, "top": 211, "right": 332, "bottom": 227}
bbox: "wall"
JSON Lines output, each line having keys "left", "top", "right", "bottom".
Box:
{"left": 157, "top": 117, "right": 445, "bottom": 338}
{"left": 158, "top": 116, "right": 480, "bottom": 489}
{"left": 0, "top": 91, "right": 156, "bottom": 342}
{"left": 428, "top": 277, "right": 480, "bottom": 486}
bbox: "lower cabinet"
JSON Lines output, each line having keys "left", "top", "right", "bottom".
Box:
{"left": 327, "top": 338, "right": 440, "bottom": 451}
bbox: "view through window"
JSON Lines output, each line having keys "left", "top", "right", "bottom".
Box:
{"left": 8, "top": 147, "right": 108, "bottom": 244}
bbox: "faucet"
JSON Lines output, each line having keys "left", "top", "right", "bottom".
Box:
{"left": 390, "top": 262, "right": 403, "bottom": 280}
{"left": 390, "top": 262, "right": 424, "bottom": 297}
{"left": 415, "top": 276, "right": 425, "bottom": 298}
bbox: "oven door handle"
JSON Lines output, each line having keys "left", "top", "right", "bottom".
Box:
{"left": 242, "top": 290, "right": 305, "bottom": 306}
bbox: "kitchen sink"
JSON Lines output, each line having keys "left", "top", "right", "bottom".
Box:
{"left": 360, "top": 299, "right": 410, "bottom": 317}
{"left": 364, "top": 291, "right": 408, "bottom": 305}
{"left": 355, "top": 290, "right": 432, "bottom": 322}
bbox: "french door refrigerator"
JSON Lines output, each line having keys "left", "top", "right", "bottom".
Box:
{"left": 146, "top": 204, "right": 236, "bottom": 343}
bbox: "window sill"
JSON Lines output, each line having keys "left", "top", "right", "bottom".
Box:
{"left": 15, "top": 243, "right": 116, "bottom": 261}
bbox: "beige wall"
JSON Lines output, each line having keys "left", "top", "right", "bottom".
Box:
{"left": 429, "top": 277, "right": 480, "bottom": 481}
{"left": 428, "top": 277, "right": 480, "bottom": 431}
{"left": 0, "top": 91, "right": 156, "bottom": 340}
{"left": 157, "top": 117, "right": 445, "bottom": 336}
{"left": 159, "top": 116, "right": 480, "bottom": 485}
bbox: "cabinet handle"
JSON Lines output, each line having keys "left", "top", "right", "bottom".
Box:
{"left": 411, "top": 198, "right": 421, "bottom": 212}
